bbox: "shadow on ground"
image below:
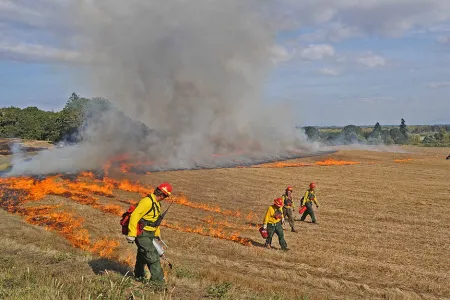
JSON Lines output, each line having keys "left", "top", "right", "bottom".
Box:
{"left": 245, "top": 222, "right": 260, "bottom": 227}
{"left": 88, "top": 258, "right": 133, "bottom": 276}
{"left": 247, "top": 238, "right": 266, "bottom": 248}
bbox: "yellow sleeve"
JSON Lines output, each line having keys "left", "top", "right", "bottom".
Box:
{"left": 302, "top": 191, "right": 309, "bottom": 206}
{"left": 313, "top": 193, "right": 319, "bottom": 206}
{"left": 128, "top": 197, "right": 152, "bottom": 237}
{"left": 263, "top": 206, "right": 273, "bottom": 224}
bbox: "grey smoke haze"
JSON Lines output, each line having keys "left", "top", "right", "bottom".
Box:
{"left": 7, "top": 0, "right": 323, "bottom": 176}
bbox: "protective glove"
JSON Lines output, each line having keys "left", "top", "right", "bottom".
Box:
{"left": 282, "top": 219, "right": 285, "bottom": 225}
{"left": 263, "top": 224, "right": 267, "bottom": 229}
{"left": 126, "top": 236, "right": 136, "bottom": 243}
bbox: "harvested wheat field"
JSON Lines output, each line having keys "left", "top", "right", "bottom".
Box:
{"left": 1, "top": 146, "right": 449, "bottom": 299}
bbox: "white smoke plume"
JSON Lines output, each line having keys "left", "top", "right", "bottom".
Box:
{"left": 7, "top": 0, "right": 324, "bottom": 176}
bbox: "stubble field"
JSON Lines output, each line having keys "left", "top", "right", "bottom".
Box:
{"left": 0, "top": 146, "right": 449, "bottom": 299}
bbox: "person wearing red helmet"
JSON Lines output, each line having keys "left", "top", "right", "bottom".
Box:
{"left": 282, "top": 186, "right": 297, "bottom": 232}
{"left": 126, "top": 182, "right": 172, "bottom": 283}
{"left": 262, "top": 197, "right": 289, "bottom": 250}
{"left": 300, "top": 182, "right": 319, "bottom": 224}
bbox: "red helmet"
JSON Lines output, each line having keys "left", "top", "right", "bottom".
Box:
{"left": 286, "top": 186, "right": 293, "bottom": 192}
{"left": 273, "top": 197, "right": 283, "bottom": 207}
{"left": 158, "top": 182, "right": 172, "bottom": 196}
{"left": 309, "top": 182, "right": 316, "bottom": 189}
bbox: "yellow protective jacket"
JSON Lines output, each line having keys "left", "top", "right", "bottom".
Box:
{"left": 301, "top": 190, "right": 318, "bottom": 206}
{"left": 128, "top": 193, "right": 161, "bottom": 237}
{"left": 263, "top": 205, "right": 284, "bottom": 225}
{"left": 282, "top": 194, "right": 295, "bottom": 209}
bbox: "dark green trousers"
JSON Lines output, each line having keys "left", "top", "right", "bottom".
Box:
{"left": 134, "top": 230, "right": 164, "bottom": 282}
{"left": 300, "top": 202, "right": 316, "bottom": 223}
{"left": 283, "top": 206, "right": 295, "bottom": 229}
{"left": 265, "top": 222, "right": 287, "bottom": 250}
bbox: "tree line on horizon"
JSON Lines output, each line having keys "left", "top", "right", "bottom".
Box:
{"left": 1, "top": 93, "right": 449, "bottom": 147}
{"left": 303, "top": 120, "right": 450, "bottom": 146}
{"left": 0, "top": 93, "right": 108, "bottom": 143}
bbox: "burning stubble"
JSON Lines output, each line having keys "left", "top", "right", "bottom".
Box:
{"left": 6, "top": 0, "right": 319, "bottom": 177}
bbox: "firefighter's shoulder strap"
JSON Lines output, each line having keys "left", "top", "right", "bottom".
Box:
{"left": 145, "top": 194, "right": 160, "bottom": 218}
{"left": 141, "top": 198, "right": 173, "bottom": 228}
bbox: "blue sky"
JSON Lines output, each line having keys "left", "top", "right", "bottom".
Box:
{"left": 1, "top": 0, "right": 450, "bottom": 126}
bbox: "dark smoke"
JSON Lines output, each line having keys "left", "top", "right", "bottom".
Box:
{"left": 7, "top": 0, "right": 324, "bottom": 177}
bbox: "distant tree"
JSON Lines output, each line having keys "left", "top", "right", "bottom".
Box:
{"left": 374, "top": 122, "right": 382, "bottom": 132}
{"left": 400, "top": 118, "right": 408, "bottom": 136}
{"left": 443, "top": 132, "right": 450, "bottom": 145}
{"left": 367, "top": 122, "right": 383, "bottom": 144}
{"left": 431, "top": 125, "right": 440, "bottom": 132}
{"left": 433, "top": 128, "right": 446, "bottom": 141}
{"left": 16, "top": 106, "right": 46, "bottom": 139}
{"left": 0, "top": 107, "right": 22, "bottom": 138}
{"left": 422, "top": 135, "right": 435, "bottom": 144}
{"left": 385, "top": 136, "right": 395, "bottom": 145}
{"left": 325, "top": 132, "right": 343, "bottom": 145}
{"left": 303, "top": 126, "right": 320, "bottom": 141}
{"left": 397, "top": 118, "right": 409, "bottom": 144}
{"left": 59, "top": 93, "right": 90, "bottom": 141}
{"left": 342, "top": 125, "right": 364, "bottom": 144}
{"left": 381, "top": 129, "right": 391, "bottom": 142}
{"left": 343, "top": 125, "right": 363, "bottom": 136}
{"left": 42, "top": 111, "right": 61, "bottom": 142}
{"left": 409, "top": 134, "right": 422, "bottom": 145}
{"left": 389, "top": 128, "right": 403, "bottom": 144}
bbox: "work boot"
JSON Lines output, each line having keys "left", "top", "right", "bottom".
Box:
{"left": 265, "top": 243, "right": 271, "bottom": 249}
{"left": 281, "top": 248, "right": 290, "bottom": 251}
{"left": 291, "top": 228, "right": 297, "bottom": 233}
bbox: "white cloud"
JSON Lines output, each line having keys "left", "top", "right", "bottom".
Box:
{"left": 359, "top": 96, "right": 394, "bottom": 104}
{"left": 437, "top": 36, "right": 450, "bottom": 44}
{"left": 277, "top": 1, "right": 450, "bottom": 37}
{"left": 298, "top": 22, "right": 363, "bottom": 43}
{"left": 2, "top": 0, "right": 450, "bottom": 66}
{"left": 427, "top": 82, "right": 450, "bottom": 88}
{"left": 269, "top": 44, "right": 295, "bottom": 64}
{"left": 0, "top": 42, "right": 93, "bottom": 64}
{"left": 318, "top": 68, "right": 340, "bottom": 76}
{"left": 356, "top": 53, "right": 387, "bottom": 68}
{"left": 299, "top": 44, "right": 335, "bottom": 60}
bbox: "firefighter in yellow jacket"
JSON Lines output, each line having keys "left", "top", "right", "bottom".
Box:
{"left": 282, "top": 186, "right": 297, "bottom": 232}
{"left": 262, "top": 198, "right": 288, "bottom": 250}
{"left": 300, "top": 182, "right": 319, "bottom": 224}
{"left": 126, "top": 182, "right": 172, "bottom": 282}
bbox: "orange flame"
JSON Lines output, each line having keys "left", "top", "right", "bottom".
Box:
{"left": 162, "top": 220, "right": 251, "bottom": 246}
{"left": 247, "top": 158, "right": 360, "bottom": 168}
{"left": 90, "top": 239, "right": 120, "bottom": 258}
{"left": 253, "top": 162, "right": 312, "bottom": 168}
{"left": 0, "top": 156, "right": 263, "bottom": 259}
{"left": 394, "top": 158, "right": 413, "bottom": 163}
{"left": 315, "top": 158, "right": 360, "bottom": 166}
{"left": 11, "top": 204, "right": 118, "bottom": 257}
{"left": 169, "top": 193, "right": 244, "bottom": 218}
